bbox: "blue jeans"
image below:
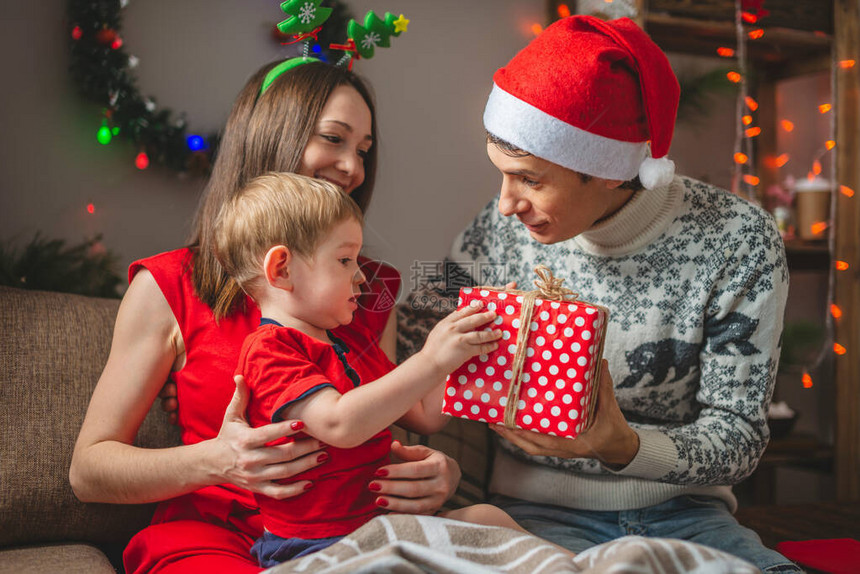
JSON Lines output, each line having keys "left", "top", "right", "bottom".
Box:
{"left": 491, "top": 494, "right": 802, "bottom": 573}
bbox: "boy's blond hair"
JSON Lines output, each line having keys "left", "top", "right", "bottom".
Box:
{"left": 213, "top": 172, "right": 363, "bottom": 318}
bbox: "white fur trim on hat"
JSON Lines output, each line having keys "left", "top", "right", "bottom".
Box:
{"left": 484, "top": 84, "right": 648, "bottom": 182}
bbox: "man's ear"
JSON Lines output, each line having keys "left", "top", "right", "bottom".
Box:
{"left": 603, "top": 178, "right": 625, "bottom": 190}
{"left": 263, "top": 245, "right": 292, "bottom": 290}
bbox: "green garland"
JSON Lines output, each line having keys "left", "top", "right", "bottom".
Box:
{"left": 0, "top": 234, "right": 122, "bottom": 298}
{"left": 67, "top": 0, "right": 352, "bottom": 175}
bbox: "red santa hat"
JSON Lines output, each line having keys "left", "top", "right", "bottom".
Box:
{"left": 483, "top": 16, "right": 680, "bottom": 190}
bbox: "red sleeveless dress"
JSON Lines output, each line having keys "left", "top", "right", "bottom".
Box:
{"left": 123, "top": 248, "right": 400, "bottom": 574}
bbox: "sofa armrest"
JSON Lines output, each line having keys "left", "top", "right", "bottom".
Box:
{"left": 0, "top": 286, "right": 181, "bottom": 550}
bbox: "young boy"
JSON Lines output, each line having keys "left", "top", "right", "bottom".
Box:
{"left": 213, "top": 172, "right": 536, "bottom": 567}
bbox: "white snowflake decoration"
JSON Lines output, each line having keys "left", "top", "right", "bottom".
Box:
{"left": 577, "top": 0, "right": 637, "bottom": 20}
{"left": 361, "top": 32, "right": 381, "bottom": 49}
{"left": 299, "top": 2, "right": 316, "bottom": 24}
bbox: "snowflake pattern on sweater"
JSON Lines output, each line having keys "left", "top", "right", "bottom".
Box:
{"left": 410, "top": 176, "right": 788, "bottom": 489}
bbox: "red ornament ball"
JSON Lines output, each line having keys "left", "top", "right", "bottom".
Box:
{"left": 71, "top": 25, "right": 83, "bottom": 40}
{"left": 95, "top": 28, "right": 117, "bottom": 45}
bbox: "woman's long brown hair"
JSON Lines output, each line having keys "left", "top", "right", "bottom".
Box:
{"left": 189, "top": 61, "right": 378, "bottom": 317}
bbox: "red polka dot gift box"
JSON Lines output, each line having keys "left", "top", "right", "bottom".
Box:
{"left": 442, "top": 266, "right": 608, "bottom": 438}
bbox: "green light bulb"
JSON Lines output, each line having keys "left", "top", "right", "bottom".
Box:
{"left": 97, "top": 125, "right": 112, "bottom": 145}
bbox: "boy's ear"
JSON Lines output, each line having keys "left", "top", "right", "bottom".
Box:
{"left": 603, "top": 178, "right": 625, "bottom": 190}
{"left": 263, "top": 245, "right": 293, "bottom": 290}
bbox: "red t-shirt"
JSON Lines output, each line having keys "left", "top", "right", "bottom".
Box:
{"left": 128, "top": 248, "right": 400, "bottom": 528}
{"left": 237, "top": 323, "right": 395, "bottom": 539}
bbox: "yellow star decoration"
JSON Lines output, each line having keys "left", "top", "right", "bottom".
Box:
{"left": 393, "top": 14, "right": 409, "bottom": 34}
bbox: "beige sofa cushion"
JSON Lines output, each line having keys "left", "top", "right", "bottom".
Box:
{"left": 0, "top": 287, "right": 180, "bottom": 549}
{"left": 0, "top": 543, "right": 116, "bottom": 574}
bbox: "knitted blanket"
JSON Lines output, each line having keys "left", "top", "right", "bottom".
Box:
{"left": 266, "top": 515, "right": 759, "bottom": 573}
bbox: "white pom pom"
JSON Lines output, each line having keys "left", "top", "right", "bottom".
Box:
{"left": 639, "top": 156, "right": 675, "bottom": 190}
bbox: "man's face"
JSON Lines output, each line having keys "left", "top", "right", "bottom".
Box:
{"left": 487, "top": 143, "right": 633, "bottom": 244}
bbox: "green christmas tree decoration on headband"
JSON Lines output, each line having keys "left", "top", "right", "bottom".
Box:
{"left": 277, "top": 0, "right": 333, "bottom": 34}
{"left": 347, "top": 11, "right": 407, "bottom": 60}
{"left": 262, "top": 4, "right": 409, "bottom": 94}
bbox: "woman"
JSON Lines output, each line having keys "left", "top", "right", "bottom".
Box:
{"left": 69, "top": 60, "right": 461, "bottom": 574}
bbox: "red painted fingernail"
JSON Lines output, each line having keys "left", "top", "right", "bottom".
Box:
{"left": 291, "top": 421, "right": 304, "bottom": 431}
{"left": 376, "top": 497, "right": 388, "bottom": 507}
{"left": 374, "top": 468, "right": 389, "bottom": 477}
{"left": 317, "top": 453, "right": 329, "bottom": 463}
{"left": 368, "top": 482, "right": 381, "bottom": 491}
{"left": 304, "top": 482, "right": 314, "bottom": 490}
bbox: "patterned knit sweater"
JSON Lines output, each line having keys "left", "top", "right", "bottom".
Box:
{"left": 409, "top": 176, "right": 788, "bottom": 512}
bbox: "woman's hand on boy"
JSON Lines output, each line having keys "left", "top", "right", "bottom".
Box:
{"left": 368, "top": 440, "right": 461, "bottom": 514}
{"left": 212, "top": 376, "right": 327, "bottom": 499}
{"left": 422, "top": 301, "right": 501, "bottom": 376}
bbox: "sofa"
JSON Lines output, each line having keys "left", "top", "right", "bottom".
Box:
{"left": 0, "top": 287, "right": 180, "bottom": 572}
{"left": 0, "top": 285, "right": 491, "bottom": 573}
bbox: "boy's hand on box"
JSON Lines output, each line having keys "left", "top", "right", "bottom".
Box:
{"left": 422, "top": 301, "right": 502, "bottom": 376}
{"left": 491, "top": 361, "right": 640, "bottom": 468}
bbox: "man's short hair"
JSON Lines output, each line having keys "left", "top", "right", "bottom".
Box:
{"left": 486, "top": 132, "right": 643, "bottom": 191}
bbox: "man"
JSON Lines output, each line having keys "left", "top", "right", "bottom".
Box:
{"left": 406, "top": 15, "right": 797, "bottom": 573}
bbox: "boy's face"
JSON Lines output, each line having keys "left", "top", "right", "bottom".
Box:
{"left": 487, "top": 143, "right": 634, "bottom": 244}
{"left": 291, "top": 218, "right": 365, "bottom": 330}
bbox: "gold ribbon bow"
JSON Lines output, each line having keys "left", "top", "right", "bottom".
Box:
{"left": 497, "top": 265, "right": 578, "bottom": 428}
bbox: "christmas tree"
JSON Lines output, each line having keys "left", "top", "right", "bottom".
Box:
{"left": 277, "top": 0, "right": 333, "bottom": 35}
{"left": 347, "top": 11, "right": 402, "bottom": 59}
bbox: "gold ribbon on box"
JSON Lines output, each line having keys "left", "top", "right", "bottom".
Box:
{"left": 482, "top": 265, "right": 581, "bottom": 428}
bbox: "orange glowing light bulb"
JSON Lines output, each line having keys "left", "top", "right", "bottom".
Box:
{"left": 717, "top": 47, "right": 735, "bottom": 57}
{"left": 812, "top": 160, "right": 822, "bottom": 175}
{"left": 745, "top": 127, "right": 761, "bottom": 137}
{"left": 742, "top": 115, "right": 753, "bottom": 126}
{"left": 836, "top": 260, "right": 849, "bottom": 271}
{"left": 810, "top": 222, "right": 829, "bottom": 235}
{"left": 557, "top": 4, "right": 571, "bottom": 18}
{"left": 834, "top": 343, "right": 847, "bottom": 355}
{"left": 748, "top": 29, "right": 764, "bottom": 40}
{"left": 839, "top": 60, "right": 856, "bottom": 69}
{"left": 840, "top": 185, "right": 855, "bottom": 198}
{"left": 734, "top": 152, "right": 748, "bottom": 164}
{"left": 530, "top": 23, "right": 543, "bottom": 36}
{"left": 776, "top": 154, "right": 790, "bottom": 167}
{"left": 781, "top": 120, "right": 794, "bottom": 132}
{"left": 819, "top": 103, "right": 832, "bottom": 113}
{"left": 743, "top": 175, "right": 760, "bottom": 186}
{"left": 825, "top": 140, "right": 836, "bottom": 150}
{"left": 727, "top": 71, "right": 742, "bottom": 83}
{"left": 744, "top": 96, "right": 758, "bottom": 111}
{"left": 802, "top": 372, "right": 813, "bottom": 388}
{"left": 831, "top": 304, "right": 843, "bottom": 319}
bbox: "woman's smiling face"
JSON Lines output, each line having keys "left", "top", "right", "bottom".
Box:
{"left": 298, "top": 85, "right": 373, "bottom": 195}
